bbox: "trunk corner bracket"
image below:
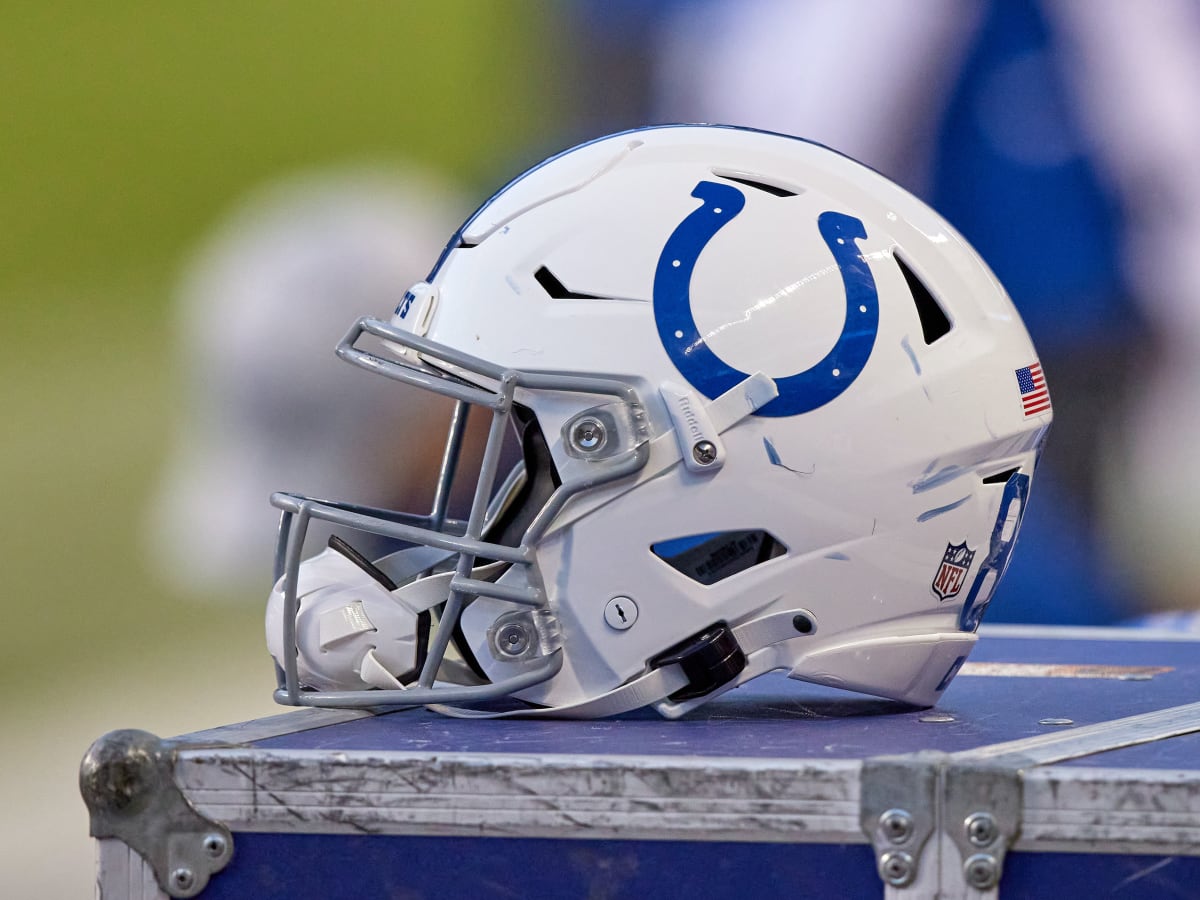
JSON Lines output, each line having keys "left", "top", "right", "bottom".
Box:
{"left": 861, "top": 752, "right": 942, "bottom": 888}
{"left": 861, "top": 751, "right": 1022, "bottom": 893}
{"left": 80, "top": 729, "right": 233, "bottom": 898}
{"left": 943, "top": 758, "right": 1023, "bottom": 892}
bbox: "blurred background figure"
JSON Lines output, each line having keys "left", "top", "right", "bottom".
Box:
{"left": 144, "top": 167, "right": 469, "bottom": 598}
{"left": 565, "top": 0, "right": 1200, "bottom": 625}
{"left": 0, "top": 4, "right": 568, "bottom": 896}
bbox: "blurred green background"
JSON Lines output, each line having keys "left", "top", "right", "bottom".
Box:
{"left": 1, "top": 3, "right": 566, "bottom": 893}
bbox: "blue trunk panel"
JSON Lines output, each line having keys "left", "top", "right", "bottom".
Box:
{"left": 200, "top": 834, "right": 880, "bottom": 900}
{"left": 1002, "top": 852, "right": 1200, "bottom": 899}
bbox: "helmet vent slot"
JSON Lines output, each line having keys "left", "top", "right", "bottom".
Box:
{"left": 896, "top": 253, "right": 951, "bottom": 344}
{"left": 534, "top": 265, "right": 605, "bottom": 300}
{"left": 713, "top": 171, "right": 799, "bottom": 198}
{"left": 652, "top": 529, "right": 786, "bottom": 586}
{"left": 982, "top": 466, "right": 1020, "bottom": 485}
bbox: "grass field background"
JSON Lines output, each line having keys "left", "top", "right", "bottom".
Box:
{"left": 1, "top": 4, "right": 566, "bottom": 893}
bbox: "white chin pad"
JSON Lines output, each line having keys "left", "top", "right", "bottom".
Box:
{"left": 266, "top": 547, "right": 514, "bottom": 692}
{"left": 266, "top": 547, "right": 424, "bottom": 692}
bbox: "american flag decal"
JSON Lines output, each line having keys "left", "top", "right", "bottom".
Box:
{"left": 1015, "top": 361, "right": 1051, "bottom": 416}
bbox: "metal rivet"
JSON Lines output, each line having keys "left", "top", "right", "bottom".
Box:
{"left": 879, "top": 808, "right": 913, "bottom": 845}
{"left": 791, "top": 613, "right": 814, "bottom": 635}
{"left": 692, "top": 440, "right": 717, "bottom": 465}
{"left": 963, "top": 853, "right": 1000, "bottom": 890}
{"left": 571, "top": 418, "right": 606, "bottom": 453}
{"left": 495, "top": 623, "right": 530, "bottom": 656}
{"left": 604, "top": 597, "right": 638, "bottom": 630}
{"left": 203, "top": 833, "right": 227, "bottom": 858}
{"left": 1039, "top": 717, "right": 1074, "bottom": 727}
{"left": 171, "top": 868, "right": 196, "bottom": 893}
{"left": 879, "top": 850, "right": 915, "bottom": 887}
{"left": 965, "top": 812, "right": 997, "bottom": 847}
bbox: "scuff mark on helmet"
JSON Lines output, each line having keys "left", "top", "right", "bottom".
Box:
{"left": 911, "top": 465, "right": 967, "bottom": 493}
{"left": 763, "top": 437, "right": 814, "bottom": 475}
{"left": 900, "top": 335, "right": 922, "bottom": 375}
{"left": 917, "top": 495, "right": 971, "bottom": 522}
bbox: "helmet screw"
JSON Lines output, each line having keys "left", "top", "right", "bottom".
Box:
{"left": 879, "top": 808, "right": 913, "bottom": 844}
{"left": 604, "top": 596, "right": 639, "bottom": 630}
{"left": 965, "top": 812, "right": 997, "bottom": 846}
{"left": 963, "top": 853, "right": 1000, "bottom": 890}
{"left": 692, "top": 440, "right": 717, "bottom": 465}
{"left": 203, "top": 833, "right": 228, "bottom": 858}
{"left": 170, "top": 868, "right": 196, "bottom": 894}
{"left": 495, "top": 622, "right": 531, "bottom": 657}
{"left": 571, "top": 417, "right": 607, "bottom": 453}
{"left": 878, "top": 850, "right": 915, "bottom": 887}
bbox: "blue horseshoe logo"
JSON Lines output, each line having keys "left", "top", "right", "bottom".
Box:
{"left": 653, "top": 181, "right": 880, "bottom": 416}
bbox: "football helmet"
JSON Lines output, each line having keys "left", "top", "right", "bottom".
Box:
{"left": 265, "top": 125, "right": 1051, "bottom": 718}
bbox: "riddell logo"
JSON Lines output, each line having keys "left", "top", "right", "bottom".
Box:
{"left": 673, "top": 393, "right": 705, "bottom": 443}
{"left": 932, "top": 542, "right": 976, "bottom": 601}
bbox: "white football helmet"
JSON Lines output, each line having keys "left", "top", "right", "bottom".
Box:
{"left": 265, "top": 125, "right": 1051, "bottom": 718}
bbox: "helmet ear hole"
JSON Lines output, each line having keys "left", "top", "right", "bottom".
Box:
{"left": 651, "top": 530, "right": 787, "bottom": 586}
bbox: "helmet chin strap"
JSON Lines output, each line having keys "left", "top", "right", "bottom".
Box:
{"left": 427, "top": 610, "right": 975, "bottom": 720}
{"left": 428, "top": 665, "right": 690, "bottom": 720}
{"left": 427, "top": 610, "right": 806, "bottom": 720}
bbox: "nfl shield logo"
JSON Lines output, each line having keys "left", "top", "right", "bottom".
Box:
{"left": 932, "top": 541, "right": 976, "bottom": 601}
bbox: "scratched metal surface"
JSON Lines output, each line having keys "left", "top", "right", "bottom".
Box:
{"left": 250, "top": 634, "right": 1200, "bottom": 764}
{"left": 1059, "top": 727, "right": 1200, "bottom": 770}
